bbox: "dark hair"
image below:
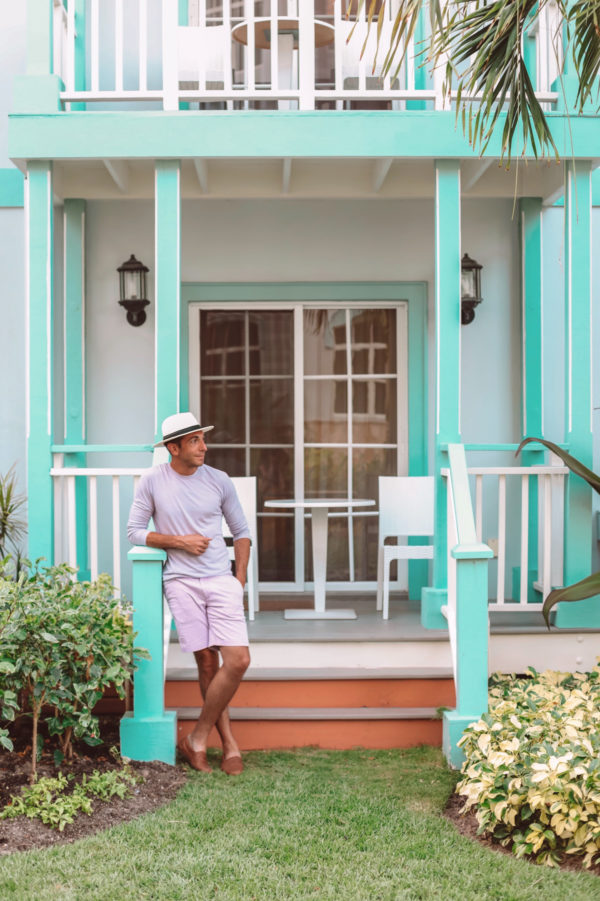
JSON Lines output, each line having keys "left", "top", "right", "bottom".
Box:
{"left": 165, "top": 437, "right": 182, "bottom": 452}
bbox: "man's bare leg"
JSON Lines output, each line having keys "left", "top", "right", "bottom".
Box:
{"left": 194, "top": 648, "right": 242, "bottom": 760}
{"left": 188, "top": 645, "right": 250, "bottom": 754}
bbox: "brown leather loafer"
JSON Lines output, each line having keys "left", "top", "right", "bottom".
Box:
{"left": 178, "top": 735, "right": 212, "bottom": 773}
{"left": 220, "top": 755, "right": 244, "bottom": 775}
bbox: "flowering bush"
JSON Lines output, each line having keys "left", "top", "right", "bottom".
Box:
{"left": 457, "top": 667, "right": 600, "bottom": 868}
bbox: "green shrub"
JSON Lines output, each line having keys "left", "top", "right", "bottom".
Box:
{"left": 0, "top": 767, "right": 139, "bottom": 831}
{"left": 0, "top": 560, "right": 149, "bottom": 777}
{"left": 457, "top": 667, "right": 600, "bottom": 868}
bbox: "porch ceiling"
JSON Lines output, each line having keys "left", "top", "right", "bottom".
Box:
{"left": 52, "top": 157, "right": 567, "bottom": 202}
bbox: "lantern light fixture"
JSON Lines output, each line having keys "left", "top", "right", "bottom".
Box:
{"left": 461, "top": 253, "right": 483, "bottom": 325}
{"left": 117, "top": 254, "right": 150, "bottom": 326}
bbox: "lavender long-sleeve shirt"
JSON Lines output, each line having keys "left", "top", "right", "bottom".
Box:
{"left": 127, "top": 463, "right": 250, "bottom": 582}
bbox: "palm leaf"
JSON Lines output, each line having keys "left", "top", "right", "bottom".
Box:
{"left": 516, "top": 437, "right": 600, "bottom": 494}
{"left": 569, "top": 0, "right": 600, "bottom": 110}
{"left": 542, "top": 571, "right": 600, "bottom": 628}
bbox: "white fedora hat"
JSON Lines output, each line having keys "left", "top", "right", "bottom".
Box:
{"left": 154, "top": 412, "right": 214, "bottom": 448}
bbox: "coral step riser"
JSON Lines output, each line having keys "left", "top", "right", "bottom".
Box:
{"left": 164, "top": 678, "right": 456, "bottom": 710}
{"left": 176, "top": 718, "right": 443, "bottom": 751}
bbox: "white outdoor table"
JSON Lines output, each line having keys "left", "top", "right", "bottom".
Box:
{"left": 264, "top": 498, "right": 375, "bottom": 620}
{"left": 231, "top": 17, "right": 335, "bottom": 110}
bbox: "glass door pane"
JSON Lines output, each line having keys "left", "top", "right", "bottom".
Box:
{"left": 198, "top": 310, "right": 295, "bottom": 581}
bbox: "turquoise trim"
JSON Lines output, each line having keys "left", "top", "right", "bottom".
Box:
{"left": 9, "top": 111, "right": 600, "bottom": 162}
{"left": 155, "top": 161, "right": 181, "bottom": 440}
{"left": 520, "top": 198, "right": 544, "bottom": 592}
{"left": 120, "top": 548, "right": 176, "bottom": 765}
{"left": 423, "top": 160, "right": 461, "bottom": 629}
{"left": 70, "top": 0, "right": 86, "bottom": 111}
{"left": 0, "top": 169, "right": 24, "bottom": 207}
{"left": 557, "top": 161, "right": 600, "bottom": 627}
{"left": 64, "top": 200, "right": 88, "bottom": 578}
{"left": 178, "top": 0, "right": 189, "bottom": 25}
{"left": 405, "top": 7, "right": 428, "bottom": 111}
{"left": 27, "top": 161, "right": 54, "bottom": 564}
{"left": 52, "top": 444, "right": 153, "bottom": 453}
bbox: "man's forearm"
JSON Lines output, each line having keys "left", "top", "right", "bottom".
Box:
{"left": 146, "top": 532, "right": 185, "bottom": 550}
{"left": 233, "top": 538, "right": 251, "bottom": 585}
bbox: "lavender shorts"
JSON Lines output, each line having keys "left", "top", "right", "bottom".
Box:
{"left": 163, "top": 574, "right": 249, "bottom": 653}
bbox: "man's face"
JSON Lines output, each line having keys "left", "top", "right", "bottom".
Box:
{"left": 171, "top": 431, "right": 207, "bottom": 467}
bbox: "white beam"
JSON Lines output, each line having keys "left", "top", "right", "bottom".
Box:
{"left": 372, "top": 158, "right": 392, "bottom": 194}
{"left": 282, "top": 158, "right": 292, "bottom": 194}
{"left": 462, "top": 160, "right": 493, "bottom": 192}
{"left": 542, "top": 184, "right": 565, "bottom": 207}
{"left": 103, "top": 159, "right": 129, "bottom": 193}
{"left": 193, "top": 158, "right": 209, "bottom": 193}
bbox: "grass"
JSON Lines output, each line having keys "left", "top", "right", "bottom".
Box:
{"left": 1, "top": 747, "right": 600, "bottom": 900}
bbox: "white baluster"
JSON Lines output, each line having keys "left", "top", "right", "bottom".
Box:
{"left": 90, "top": 476, "right": 99, "bottom": 582}
{"left": 139, "top": 0, "right": 148, "bottom": 92}
{"left": 298, "top": 0, "right": 315, "bottom": 110}
{"left": 91, "top": 0, "right": 100, "bottom": 92}
{"left": 112, "top": 476, "right": 121, "bottom": 593}
{"left": 67, "top": 475, "right": 77, "bottom": 572}
{"left": 496, "top": 474, "right": 506, "bottom": 604}
{"left": 475, "top": 474, "right": 483, "bottom": 541}
{"left": 162, "top": 0, "right": 179, "bottom": 110}
{"left": 66, "top": 0, "right": 76, "bottom": 93}
{"left": 115, "top": 0, "right": 124, "bottom": 92}
{"left": 520, "top": 474, "right": 529, "bottom": 606}
{"left": 542, "top": 474, "right": 552, "bottom": 600}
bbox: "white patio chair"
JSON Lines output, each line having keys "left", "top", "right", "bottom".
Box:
{"left": 339, "top": 19, "right": 401, "bottom": 101}
{"left": 376, "top": 476, "right": 434, "bottom": 620}
{"left": 223, "top": 476, "right": 260, "bottom": 621}
{"left": 177, "top": 24, "right": 231, "bottom": 92}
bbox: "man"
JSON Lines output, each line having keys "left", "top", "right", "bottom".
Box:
{"left": 127, "top": 412, "right": 251, "bottom": 775}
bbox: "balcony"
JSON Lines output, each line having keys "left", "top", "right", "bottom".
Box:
{"left": 52, "top": 0, "right": 561, "bottom": 113}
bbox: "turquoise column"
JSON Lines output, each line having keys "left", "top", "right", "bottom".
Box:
{"left": 154, "top": 161, "right": 181, "bottom": 440}
{"left": 26, "top": 161, "right": 55, "bottom": 564}
{"left": 71, "top": 0, "right": 87, "bottom": 111}
{"left": 422, "top": 160, "right": 462, "bottom": 628}
{"left": 442, "top": 444, "right": 493, "bottom": 769}
{"left": 63, "top": 199, "right": 88, "bottom": 578}
{"left": 120, "top": 547, "right": 176, "bottom": 764}
{"left": 515, "top": 198, "right": 544, "bottom": 603}
{"left": 405, "top": 6, "right": 428, "bottom": 111}
{"left": 556, "top": 161, "right": 599, "bottom": 627}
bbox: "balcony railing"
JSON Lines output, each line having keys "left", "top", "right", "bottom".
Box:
{"left": 52, "top": 0, "right": 561, "bottom": 112}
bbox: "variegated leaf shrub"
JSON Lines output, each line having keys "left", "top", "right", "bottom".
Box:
{"left": 457, "top": 668, "right": 600, "bottom": 868}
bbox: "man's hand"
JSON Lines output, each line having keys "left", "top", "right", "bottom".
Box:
{"left": 179, "top": 534, "right": 212, "bottom": 555}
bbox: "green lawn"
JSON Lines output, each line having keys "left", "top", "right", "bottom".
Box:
{"left": 1, "top": 747, "right": 599, "bottom": 901}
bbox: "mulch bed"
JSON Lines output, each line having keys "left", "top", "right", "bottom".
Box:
{"left": 445, "top": 792, "right": 600, "bottom": 876}
{"left": 0, "top": 716, "right": 187, "bottom": 855}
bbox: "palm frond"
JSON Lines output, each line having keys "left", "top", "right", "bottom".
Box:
{"left": 542, "top": 571, "right": 600, "bottom": 628}
{"left": 569, "top": 0, "right": 600, "bottom": 109}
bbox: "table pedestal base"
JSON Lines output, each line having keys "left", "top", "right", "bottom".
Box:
{"left": 284, "top": 608, "right": 358, "bottom": 620}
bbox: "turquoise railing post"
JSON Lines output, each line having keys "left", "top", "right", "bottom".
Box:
{"left": 120, "top": 546, "right": 176, "bottom": 764}
{"left": 442, "top": 444, "right": 493, "bottom": 769}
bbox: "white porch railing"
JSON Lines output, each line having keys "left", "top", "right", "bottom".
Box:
{"left": 54, "top": 0, "right": 560, "bottom": 111}
{"left": 442, "top": 457, "right": 569, "bottom": 613}
{"left": 51, "top": 452, "right": 150, "bottom": 592}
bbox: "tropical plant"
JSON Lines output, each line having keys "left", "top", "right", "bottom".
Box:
{"left": 0, "top": 560, "right": 149, "bottom": 778}
{"left": 349, "top": 0, "right": 600, "bottom": 161}
{"left": 516, "top": 437, "right": 600, "bottom": 626}
{"left": 0, "top": 466, "right": 26, "bottom": 568}
{"left": 458, "top": 668, "right": 600, "bottom": 869}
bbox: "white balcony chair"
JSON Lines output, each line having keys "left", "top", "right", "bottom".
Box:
{"left": 339, "top": 19, "right": 401, "bottom": 102}
{"left": 376, "top": 476, "right": 434, "bottom": 620}
{"left": 177, "top": 24, "right": 231, "bottom": 92}
{"left": 223, "top": 476, "right": 260, "bottom": 621}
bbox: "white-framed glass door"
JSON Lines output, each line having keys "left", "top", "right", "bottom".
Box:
{"left": 189, "top": 301, "right": 408, "bottom": 591}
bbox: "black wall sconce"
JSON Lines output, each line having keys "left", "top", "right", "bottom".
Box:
{"left": 118, "top": 254, "right": 150, "bottom": 326}
{"left": 461, "top": 253, "right": 483, "bottom": 325}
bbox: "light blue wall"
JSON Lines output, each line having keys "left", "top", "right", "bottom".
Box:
{"left": 0, "top": 209, "right": 26, "bottom": 493}
{"left": 0, "top": 5, "right": 26, "bottom": 168}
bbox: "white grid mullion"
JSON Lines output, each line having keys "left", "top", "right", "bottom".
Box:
{"left": 294, "top": 305, "right": 304, "bottom": 588}
{"left": 244, "top": 312, "right": 250, "bottom": 474}
{"left": 346, "top": 309, "right": 355, "bottom": 582}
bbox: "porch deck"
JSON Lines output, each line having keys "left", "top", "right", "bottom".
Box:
{"left": 166, "top": 592, "right": 600, "bottom": 682}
